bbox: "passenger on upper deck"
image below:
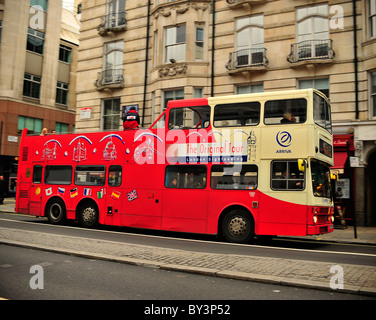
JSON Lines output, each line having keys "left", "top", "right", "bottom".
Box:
{"left": 123, "top": 106, "right": 140, "bottom": 130}
{"left": 280, "top": 112, "right": 296, "bottom": 124}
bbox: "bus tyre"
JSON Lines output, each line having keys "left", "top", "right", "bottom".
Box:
{"left": 46, "top": 199, "right": 66, "bottom": 225}
{"left": 78, "top": 202, "right": 98, "bottom": 228}
{"left": 222, "top": 209, "right": 253, "bottom": 243}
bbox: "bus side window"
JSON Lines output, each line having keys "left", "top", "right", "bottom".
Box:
{"left": 168, "top": 106, "right": 211, "bottom": 130}
{"left": 264, "top": 98, "right": 307, "bottom": 125}
{"left": 108, "top": 165, "right": 122, "bottom": 187}
{"left": 45, "top": 165, "right": 73, "bottom": 185}
{"left": 165, "top": 165, "right": 207, "bottom": 189}
{"left": 33, "top": 165, "right": 43, "bottom": 184}
{"left": 271, "top": 161, "right": 304, "bottom": 191}
{"left": 213, "top": 102, "right": 260, "bottom": 127}
{"left": 211, "top": 165, "right": 258, "bottom": 190}
{"left": 75, "top": 166, "right": 105, "bottom": 186}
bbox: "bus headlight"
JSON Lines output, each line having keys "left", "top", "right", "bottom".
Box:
{"left": 313, "top": 216, "right": 318, "bottom": 224}
{"left": 331, "top": 216, "right": 335, "bottom": 223}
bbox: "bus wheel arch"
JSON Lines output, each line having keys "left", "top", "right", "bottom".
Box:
{"left": 45, "top": 197, "right": 66, "bottom": 225}
{"left": 77, "top": 198, "right": 99, "bottom": 228}
{"left": 218, "top": 206, "right": 255, "bottom": 244}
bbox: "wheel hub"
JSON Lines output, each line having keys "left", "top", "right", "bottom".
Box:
{"left": 50, "top": 204, "right": 62, "bottom": 220}
{"left": 229, "top": 216, "right": 247, "bottom": 236}
{"left": 82, "top": 207, "right": 96, "bottom": 223}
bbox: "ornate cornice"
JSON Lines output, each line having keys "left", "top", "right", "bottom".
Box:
{"left": 158, "top": 63, "right": 188, "bottom": 78}
{"left": 151, "top": 0, "right": 210, "bottom": 19}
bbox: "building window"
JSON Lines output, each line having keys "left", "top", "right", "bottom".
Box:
{"left": 235, "top": 15, "right": 264, "bottom": 66}
{"left": 56, "top": 82, "right": 69, "bottom": 105}
{"left": 17, "top": 116, "right": 43, "bottom": 134}
{"left": 106, "top": 0, "right": 126, "bottom": 28}
{"left": 103, "top": 41, "right": 124, "bottom": 83}
{"left": 193, "top": 88, "right": 203, "bottom": 98}
{"left": 153, "top": 31, "right": 158, "bottom": 66}
{"left": 296, "top": 4, "right": 329, "bottom": 59}
{"left": 23, "top": 73, "right": 41, "bottom": 99}
{"left": 0, "top": 20, "right": 2, "bottom": 43}
{"left": 236, "top": 84, "right": 263, "bottom": 94}
{"left": 371, "top": 71, "right": 376, "bottom": 118}
{"left": 195, "top": 26, "right": 204, "bottom": 60}
{"left": 163, "top": 89, "right": 184, "bottom": 110}
{"left": 299, "top": 78, "right": 329, "bottom": 99}
{"left": 55, "top": 122, "right": 69, "bottom": 133}
{"left": 27, "top": 28, "right": 44, "bottom": 54}
{"left": 369, "top": 0, "right": 376, "bottom": 38}
{"left": 30, "top": 0, "right": 48, "bottom": 12}
{"left": 103, "top": 98, "right": 121, "bottom": 130}
{"left": 165, "top": 25, "right": 186, "bottom": 63}
{"left": 59, "top": 44, "right": 72, "bottom": 63}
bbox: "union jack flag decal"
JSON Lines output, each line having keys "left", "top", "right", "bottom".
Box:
{"left": 127, "top": 189, "right": 138, "bottom": 201}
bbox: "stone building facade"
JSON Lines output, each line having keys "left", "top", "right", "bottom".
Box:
{"left": 0, "top": 0, "right": 79, "bottom": 193}
{"left": 75, "top": 0, "right": 376, "bottom": 225}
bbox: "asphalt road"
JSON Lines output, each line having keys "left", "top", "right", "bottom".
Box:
{"left": 1, "top": 212, "right": 376, "bottom": 268}
{"left": 0, "top": 244, "right": 373, "bottom": 301}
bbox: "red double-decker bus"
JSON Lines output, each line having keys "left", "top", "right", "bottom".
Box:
{"left": 16, "top": 89, "right": 334, "bottom": 243}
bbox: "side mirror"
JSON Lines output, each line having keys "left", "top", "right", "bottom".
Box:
{"left": 298, "top": 159, "right": 306, "bottom": 172}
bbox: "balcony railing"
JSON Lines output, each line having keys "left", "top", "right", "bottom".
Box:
{"left": 98, "top": 11, "right": 127, "bottom": 36}
{"left": 226, "top": 48, "right": 268, "bottom": 71}
{"left": 226, "top": 0, "right": 264, "bottom": 5}
{"left": 287, "top": 39, "right": 335, "bottom": 63}
{"left": 94, "top": 68, "right": 124, "bottom": 90}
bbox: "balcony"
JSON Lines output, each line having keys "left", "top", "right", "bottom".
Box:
{"left": 287, "top": 39, "right": 335, "bottom": 65}
{"left": 226, "top": 0, "right": 264, "bottom": 8}
{"left": 94, "top": 68, "right": 124, "bottom": 90}
{"left": 97, "top": 11, "right": 127, "bottom": 36}
{"left": 226, "top": 48, "right": 268, "bottom": 74}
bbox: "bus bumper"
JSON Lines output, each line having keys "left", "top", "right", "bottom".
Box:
{"left": 307, "top": 223, "right": 334, "bottom": 235}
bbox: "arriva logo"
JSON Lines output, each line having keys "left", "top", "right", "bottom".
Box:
{"left": 276, "top": 131, "right": 292, "bottom": 148}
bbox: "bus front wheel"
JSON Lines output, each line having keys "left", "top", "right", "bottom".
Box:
{"left": 78, "top": 202, "right": 98, "bottom": 228}
{"left": 221, "top": 209, "right": 253, "bottom": 243}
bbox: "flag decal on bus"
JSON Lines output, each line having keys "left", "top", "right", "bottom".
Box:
{"left": 70, "top": 188, "right": 78, "bottom": 198}
{"left": 97, "top": 188, "right": 105, "bottom": 199}
{"left": 83, "top": 188, "right": 92, "bottom": 196}
{"left": 45, "top": 187, "right": 52, "bottom": 196}
{"left": 127, "top": 190, "right": 137, "bottom": 201}
{"left": 111, "top": 190, "right": 121, "bottom": 200}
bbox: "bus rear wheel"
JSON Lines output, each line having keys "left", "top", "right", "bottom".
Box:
{"left": 78, "top": 202, "right": 98, "bottom": 228}
{"left": 221, "top": 209, "right": 253, "bottom": 243}
{"left": 46, "top": 198, "right": 66, "bottom": 225}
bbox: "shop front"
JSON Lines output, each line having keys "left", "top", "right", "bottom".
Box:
{"left": 332, "top": 134, "right": 355, "bottom": 226}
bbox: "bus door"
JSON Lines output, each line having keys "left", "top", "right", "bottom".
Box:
{"left": 162, "top": 165, "right": 209, "bottom": 233}
{"left": 29, "top": 164, "right": 44, "bottom": 216}
{"left": 103, "top": 165, "right": 123, "bottom": 225}
{"left": 259, "top": 160, "right": 307, "bottom": 235}
{"left": 120, "top": 164, "right": 163, "bottom": 230}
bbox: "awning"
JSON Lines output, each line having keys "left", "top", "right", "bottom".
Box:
{"left": 332, "top": 152, "right": 348, "bottom": 169}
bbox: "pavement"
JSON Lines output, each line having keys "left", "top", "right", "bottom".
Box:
{"left": 1, "top": 197, "right": 376, "bottom": 298}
